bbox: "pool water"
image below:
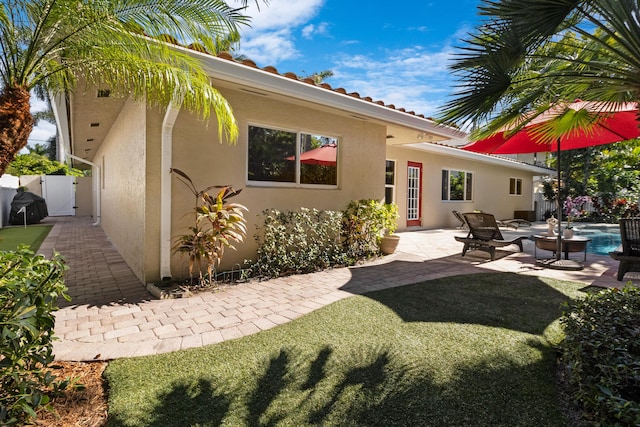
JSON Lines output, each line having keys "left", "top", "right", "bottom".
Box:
{"left": 577, "top": 231, "right": 621, "bottom": 255}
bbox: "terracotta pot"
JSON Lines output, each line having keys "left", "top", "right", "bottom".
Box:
{"left": 380, "top": 234, "right": 400, "bottom": 254}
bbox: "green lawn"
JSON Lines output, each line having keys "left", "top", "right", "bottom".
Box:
{"left": 105, "top": 272, "right": 586, "bottom": 427}
{"left": 0, "top": 225, "right": 52, "bottom": 252}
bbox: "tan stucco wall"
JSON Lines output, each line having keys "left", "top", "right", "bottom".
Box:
{"left": 93, "top": 99, "right": 147, "bottom": 282}
{"left": 386, "top": 145, "right": 537, "bottom": 230}
{"left": 164, "top": 87, "right": 387, "bottom": 277}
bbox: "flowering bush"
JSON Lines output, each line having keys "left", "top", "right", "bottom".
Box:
{"left": 563, "top": 195, "right": 591, "bottom": 228}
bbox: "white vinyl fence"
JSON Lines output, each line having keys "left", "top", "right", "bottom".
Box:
{"left": 536, "top": 198, "right": 596, "bottom": 220}
{"left": 0, "top": 174, "right": 19, "bottom": 227}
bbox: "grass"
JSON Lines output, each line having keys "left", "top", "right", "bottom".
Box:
{"left": 105, "top": 272, "right": 587, "bottom": 427}
{"left": 0, "top": 224, "right": 52, "bottom": 252}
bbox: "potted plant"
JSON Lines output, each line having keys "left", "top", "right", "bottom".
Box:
{"left": 379, "top": 202, "right": 400, "bottom": 254}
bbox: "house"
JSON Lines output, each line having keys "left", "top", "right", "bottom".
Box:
{"left": 53, "top": 47, "right": 551, "bottom": 284}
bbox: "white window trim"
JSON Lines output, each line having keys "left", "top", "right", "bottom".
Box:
{"left": 385, "top": 159, "right": 396, "bottom": 204}
{"left": 509, "top": 177, "right": 523, "bottom": 196}
{"left": 442, "top": 168, "right": 474, "bottom": 202}
{"left": 246, "top": 122, "right": 339, "bottom": 189}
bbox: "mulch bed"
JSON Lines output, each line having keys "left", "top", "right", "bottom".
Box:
{"left": 32, "top": 362, "right": 108, "bottom": 427}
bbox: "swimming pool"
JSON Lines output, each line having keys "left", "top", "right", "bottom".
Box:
{"left": 573, "top": 226, "right": 621, "bottom": 255}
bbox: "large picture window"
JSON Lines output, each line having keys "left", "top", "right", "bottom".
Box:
{"left": 248, "top": 125, "right": 338, "bottom": 186}
{"left": 442, "top": 169, "right": 473, "bottom": 201}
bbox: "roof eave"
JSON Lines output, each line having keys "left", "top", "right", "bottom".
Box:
{"left": 186, "top": 49, "right": 465, "bottom": 140}
{"left": 405, "top": 142, "right": 553, "bottom": 174}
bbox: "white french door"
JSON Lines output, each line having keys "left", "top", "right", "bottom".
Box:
{"left": 407, "top": 162, "right": 422, "bottom": 226}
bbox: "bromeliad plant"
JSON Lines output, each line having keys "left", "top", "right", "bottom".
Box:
{"left": 563, "top": 195, "right": 591, "bottom": 229}
{"left": 171, "top": 169, "right": 247, "bottom": 287}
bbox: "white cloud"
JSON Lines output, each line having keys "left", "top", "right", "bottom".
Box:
{"left": 237, "top": 0, "right": 325, "bottom": 65}
{"left": 30, "top": 97, "right": 49, "bottom": 113}
{"left": 330, "top": 45, "right": 457, "bottom": 117}
{"left": 28, "top": 94, "right": 56, "bottom": 148}
{"left": 302, "top": 22, "right": 329, "bottom": 39}
{"left": 239, "top": 29, "right": 299, "bottom": 64}
{"left": 241, "top": 0, "right": 325, "bottom": 31}
{"left": 301, "top": 24, "right": 315, "bottom": 39}
{"left": 28, "top": 121, "right": 56, "bottom": 145}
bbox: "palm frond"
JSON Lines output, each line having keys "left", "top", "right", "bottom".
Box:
{"left": 439, "top": 0, "right": 640, "bottom": 141}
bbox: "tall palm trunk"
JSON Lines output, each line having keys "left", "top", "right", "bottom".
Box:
{"left": 0, "top": 87, "right": 34, "bottom": 176}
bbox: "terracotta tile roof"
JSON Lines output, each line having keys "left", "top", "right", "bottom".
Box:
{"left": 204, "top": 51, "right": 437, "bottom": 123}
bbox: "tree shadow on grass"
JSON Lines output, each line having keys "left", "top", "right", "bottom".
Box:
{"left": 108, "top": 378, "right": 231, "bottom": 427}
{"left": 107, "top": 272, "right": 580, "bottom": 426}
{"left": 352, "top": 271, "right": 578, "bottom": 335}
{"left": 109, "top": 341, "right": 568, "bottom": 427}
{"left": 246, "top": 349, "right": 290, "bottom": 427}
{"left": 329, "top": 341, "right": 567, "bottom": 427}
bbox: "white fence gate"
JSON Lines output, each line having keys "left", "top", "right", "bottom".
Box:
{"left": 41, "top": 175, "right": 76, "bottom": 216}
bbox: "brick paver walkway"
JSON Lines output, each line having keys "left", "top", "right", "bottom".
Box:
{"left": 42, "top": 217, "right": 636, "bottom": 361}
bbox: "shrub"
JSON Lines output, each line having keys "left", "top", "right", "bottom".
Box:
{"left": 341, "top": 199, "right": 387, "bottom": 260}
{"left": 171, "top": 169, "right": 247, "bottom": 286}
{"left": 250, "top": 208, "right": 344, "bottom": 278}
{"left": 6, "top": 153, "right": 85, "bottom": 176}
{"left": 249, "top": 200, "right": 394, "bottom": 279}
{"left": 0, "top": 246, "right": 70, "bottom": 425}
{"left": 559, "top": 285, "right": 640, "bottom": 426}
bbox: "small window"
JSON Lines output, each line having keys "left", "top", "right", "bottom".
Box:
{"left": 442, "top": 169, "right": 473, "bottom": 201}
{"left": 248, "top": 125, "right": 338, "bottom": 187}
{"left": 385, "top": 160, "right": 395, "bottom": 204}
{"left": 509, "top": 178, "right": 523, "bottom": 195}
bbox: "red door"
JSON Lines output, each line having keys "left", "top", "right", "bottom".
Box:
{"left": 407, "top": 162, "right": 422, "bottom": 226}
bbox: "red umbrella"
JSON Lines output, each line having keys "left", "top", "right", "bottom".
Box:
{"left": 287, "top": 143, "right": 337, "bottom": 166}
{"left": 462, "top": 100, "right": 640, "bottom": 268}
{"left": 463, "top": 100, "right": 639, "bottom": 154}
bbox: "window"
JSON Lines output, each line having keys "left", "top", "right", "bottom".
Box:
{"left": 407, "top": 162, "right": 422, "bottom": 225}
{"left": 248, "top": 125, "right": 338, "bottom": 186}
{"left": 509, "top": 178, "right": 523, "bottom": 195}
{"left": 442, "top": 169, "right": 473, "bottom": 201}
{"left": 385, "top": 160, "right": 395, "bottom": 204}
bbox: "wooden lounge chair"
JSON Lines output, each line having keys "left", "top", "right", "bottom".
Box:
{"left": 497, "top": 218, "right": 532, "bottom": 229}
{"left": 454, "top": 212, "right": 526, "bottom": 260}
{"left": 452, "top": 210, "right": 468, "bottom": 229}
{"left": 609, "top": 217, "right": 640, "bottom": 281}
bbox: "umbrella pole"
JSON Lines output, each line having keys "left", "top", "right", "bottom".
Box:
{"left": 556, "top": 139, "right": 562, "bottom": 260}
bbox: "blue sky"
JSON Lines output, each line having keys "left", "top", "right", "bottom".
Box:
{"left": 29, "top": 0, "right": 482, "bottom": 146}
{"left": 237, "top": 0, "right": 482, "bottom": 117}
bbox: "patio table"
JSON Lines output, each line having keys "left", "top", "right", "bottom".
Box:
{"left": 532, "top": 234, "right": 591, "bottom": 261}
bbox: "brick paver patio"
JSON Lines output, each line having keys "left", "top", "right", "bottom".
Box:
{"left": 41, "top": 217, "right": 636, "bottom": 361}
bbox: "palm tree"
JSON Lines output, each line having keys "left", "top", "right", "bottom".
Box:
{"left": 304, "top": 69, "right": 334, "bottom": 84}
{"left": 439, "top": 0, "right": 640, "bottom": 136}
{"left": 0, "top": 0, "right": 263, "bottom": 176}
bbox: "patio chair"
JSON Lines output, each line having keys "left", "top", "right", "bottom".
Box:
{"left": 452, "top": 210, "right": 468, "bottom": 229}
{"left": 469, "top": 210, "right": 527, "bottom": 229}
{"left": 497, "top": 218, "right": 532, "bottom": 229}
{"left": 454, "top": 212, "right": 526, "bottom": 261}
{"left": 609, "top": 217, "right": 640, "bottom": 281}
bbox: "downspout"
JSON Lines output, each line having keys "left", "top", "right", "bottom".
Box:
{"left": 65, "top": 153, "right": 101, "bottom": 226}
{"left": 160, "top": 102, "right": 181, "bottom": 279}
